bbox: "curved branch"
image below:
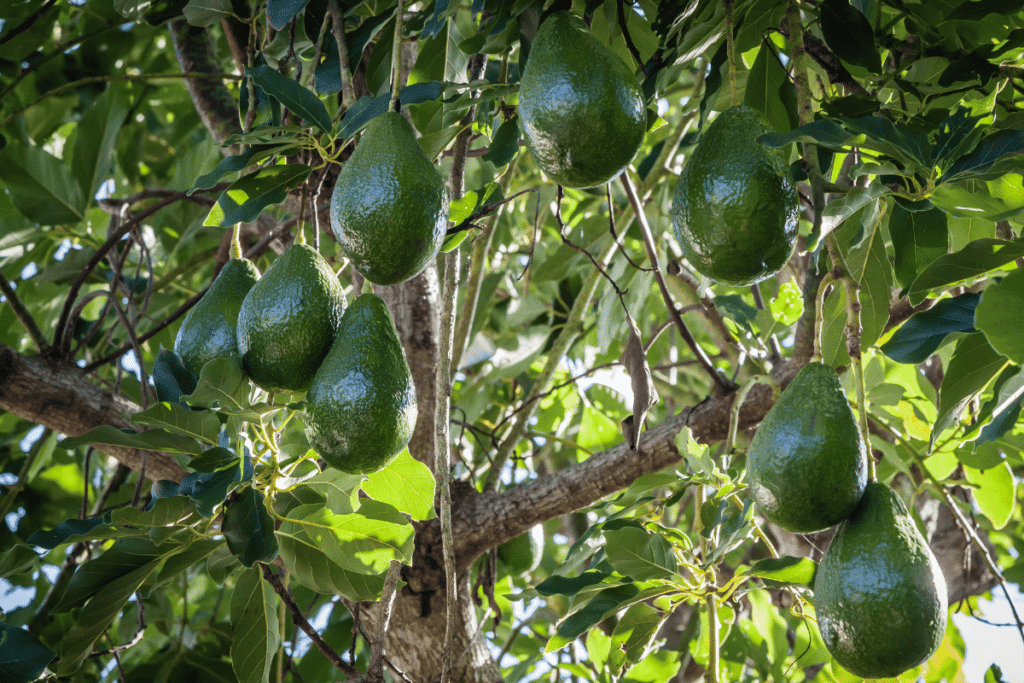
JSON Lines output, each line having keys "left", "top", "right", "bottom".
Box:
{"left": 0, "top": 345, "right": 186, "bottom": 483}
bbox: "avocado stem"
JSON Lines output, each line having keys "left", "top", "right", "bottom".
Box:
{"left": 724, "top": 0, "right": 739, "bottom": 107}
{"left": 811, "top": 269, "right": 835, "bottom": 364}
{"left": 230, "top": 223, "right": 243, "bottom": 260}
{"left": 726, "top": 374, "right": 779, "bottom": 454}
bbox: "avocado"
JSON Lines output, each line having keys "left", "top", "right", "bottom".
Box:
{"left": 236, "top": 244, "right": 345, "bottom": 393}
{"left": 174, "top": 258, "right": 260, "bottom": 377}
{"left": 814, "top": 482, "right": 948, "bottom": 678}
{"left": 746, "top": 362, "right": 868, "bottom": 533}
{"left": 304, "top": 293, "right": 417, "bottom": 474}
{"left": 671, "top": 105, "right": 798, "bottom": 285}
{"left": 330, "top": 112, "right": 448, "bottom": 285}
{"left": 517, "top": 11, "right": 647, "bottom": 189}
{"left": 497, "top": 524, "right": 544, "bottom": 575}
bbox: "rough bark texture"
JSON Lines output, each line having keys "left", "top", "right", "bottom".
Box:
{"left": 0, "top": 344, "right": 186, "bottom": 483}
{"left": 168, "top": 19, "right": 243, "bottom": 150}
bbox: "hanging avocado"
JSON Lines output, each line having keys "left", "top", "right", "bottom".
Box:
{"left": 330, "top": 112, "right": 448, "bottom": 285}
{"left": 236, "top": 244, "right": 345, "bottom": 393}
{"left": 517, "top": 11, "right": 647, "bottom": 188}
{"left": 671, "top": 105, "right": 798, "bottom": 285}
{"left": 746, "top": 362, "right": 868, "bottom": 533}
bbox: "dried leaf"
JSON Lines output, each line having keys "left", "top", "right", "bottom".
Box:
{"left": 620, "top": 313, "right": 659, "bottom": 449}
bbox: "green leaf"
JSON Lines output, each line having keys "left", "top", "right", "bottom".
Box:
{"left": 186, "top": 446, "right": 239, "bottom": 473}
{"left": 946, "top": 0, "right": 1024, "bottom": 20}
{"left": 841, "top": 116, "right": 932, "bottom": 169}
{"left": 545, "top": 584, "right": 641, "bottom": 652}
{"left": 908, "top": 239, "right": 1024, "bottom": 305}
{"left": 744, "top": 41, "right": 798, "bottom": 134}
{"left": 975, "top": 267, "right": 1024, "bottom": 363}
{"left": 230, "top": 566, "right": 281, "bottom": 683}
{"left": 181, "top": 355, "right": 252, "bottom": 413}
{"left": 54, "top": 537, "right": 167, "bottom": 613}
{"left": 603, "top": 526, "right": 679, "bottom": 581}
{"left": 223, "top": 487, "right": 279, "bottom": 567}
{"left": 131, "top": 401, "right": 221, "bottom": 445}
{"left": 481, "top": 115, "right": 522, "bottom": 167}
{"left": 742, "top": 556, "right": 817, "bottom": 587}
{"left": 0, "top": 544, "right": 38, "bottom": 579}
{"left": 27, "top": 517, "right": 109, "bottom": 550}
{"left": 965, "top": 461, "right": 1016, "bottom": 529}
{"left": 534, "top": 571, "right": 610, "bottom": 597}
{"left": 179, "top": 454, "right": 253, "bottom": 517}
{"left": 933, "top": 106, "right": 992, "bottom": 169}
{"left": 247, "top": 65, "right": 331, "bottom": 133}
{"left": 942, "top": 129, "right": 1024, "bottom": 184}
{"left": 930, "top": 181, "right": 1024, "bottom": 222}
{"left": 881, "top": 292, "right": 980, "bottom": 364}
{"left": 183, "top": 0, "right": 232, "bottom": 26}
{"left": 58, "top": 425, "right": 206, "bottom": 455}
{"left": 71, "top": 83, "right": 130, "bottom": 201}
{"left": 111, "top": 496, "right": 195, "bottom": 528}
{"left": 266, "top": 0, "right": 311, "bottom": 30}
{"left": 278, "top": 500, "right": 414, "bottom": 576}
{"left": 284, "top": 468, "right": 363, "bottom": 514}
{"left": 278, "top": 533, "right": 386, "bottom": 600}
{"left": 607, "top": 603, "right": 665, "bottom": 677}
{"left": 150, "top": 538, "right": 223, "bottom": 589}
{"left": 151, "top": 347, "right": 198, "bottom": 406}
{"left": 190, "top": 146, "right": 258, "bottom": 194}
{"left": 0, "top": 622, "right": 55, "bottom": 682}
{"left": 760, "top": 119, "right": 853, "bottom": 150}
{"left": 0, "top": 143, "right": 86, "bottom": 225}
{"left": 931, "top": 332, "right": 1009, "bottom": 450}
{"left": 204, "top": 164, "right": 313, "bottom": 227}
{"left": 889, "top": 201, "right": 949, "bottom": 289}
{"left": 361, "top": 448, "right": 435, "bottom": 520}
{"left": 819, "top": 0, "right": 881, "bottom": 73}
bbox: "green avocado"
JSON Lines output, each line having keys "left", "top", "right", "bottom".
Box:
{"left": 304, "top": 293, "right": 417, "bottom": 474}
{"left": 814, "top": 482, "right": 948, "bottom": 678}
{"left": 174, "top": 258, "right": 260, "bottom": 377}
{"left": 497, "top": 524, "right": 544, "bottom": 576}
{"left": 235, "top": 244, "right": 345, "bottom": 393}
{"left": 746, "top": 362, "right": 868, "bottom": 533}
{"left": 671, "top": 105, "right": 798, "bottom": 285}
{"left": 517, "top": 11, "right": 647, "bottom": 189}
{"left": 330, "top": 112, "right": 448, "bottom": 285}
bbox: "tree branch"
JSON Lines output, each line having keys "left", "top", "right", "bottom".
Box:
{"left": 0, "top": 345, "right": 186, "bottom": 482}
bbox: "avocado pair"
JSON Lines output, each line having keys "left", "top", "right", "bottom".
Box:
{"left": 747, "top": 362, "right": 946, "bottom": 678}
{"left": 174, "top": 246, "right": 415, "bottom": 475}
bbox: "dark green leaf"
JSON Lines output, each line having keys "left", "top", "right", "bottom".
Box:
{"left": 549, "top": 585, "right": 641, "bottom": 649}
{"left": 179, "top": 454, "right": 253, "bottom": 518}
{"left": 481, "top": 115, "right": 521, "bottom": 167}
{"left": 71, "top": 83, "right": 130, "bottom": 201}
{"left": 183, "top": 0, "right": 232, "bottom": 26}
{"left": 975, "top": 267, "right": 1024, "bottom": 364}
{"left": 931, "top": 332, "right": 1009, "bottom": 450}
{"left": 604, "top": 526, "right": 678, "bottom": 581}
{"left": 908, "top": 239, "right": 1024, "bottom": 304}
{"left": 985, "top": 663, "right": 1008, "bottom": 683}
{"left": 187, "top": 446, "right": 239, "bottom": 473}
{"left": 267, "top": 0, "right": 311, "bottom": 29}
{"left": 760, "top": 119, "right": 853, "bottom": 149}
{"left": 0, "top": 545, "right": 38, "bottom": 578}
{"left": 946, "top": 0, "right": 1024, "bottom": 21}
{"left": 181, "top": 355, "right": 251, "bottom": 414}
{"left": 744, "top": 41, "right": 798, "bottom": 134}
{"left": 697, "top": 41, "right": 728, "bottom": 130}
{"left": 314, "top": 12, "right": 394, "bottom": 95}
{"left": 230, "top": 566, "right": 280, "bottom": 683}
{"left": 190, "top": 145, "right": 264, "bottom": 194}
{"left": 933, "top": 106, "right": 988, "bottom": 168}
{"left": 131, "top": 401, "right": 221, "bottom": 445}
{"left": 204, "top": 164, "right": 313, "bottom": 227}
{"left": 54, "top": 538, "right": 167, "bottom": 613}
{"left": 0, "top": 622, "right": 56, "bottom": 682}
{"left": 714, "top": 295, "right": 759, "bottom": 335}
{"left": 889, "top": 201, "right": 948, "bottom": 289}
{"left": 151, "top": 347, "right": 198, "bottom": 406}
{"left": 607, "top": 603, "right": 665, "bottom": 676}
{"left": 58, "top": 425, "right": 206, "bottom": 456}
{"left": 841, "top": 116, "right": 931, "bottom": 168}
{"left": 247, "top": 65, "right": 331, "bottom": 133}
{"left": 111, "top": 496, "right": 195, "bottom": 528}
{"left": 881, "top": 292, "right": 980, "bottom": 364}
{"left": 535, "top": 571, "right": 611, "bottom": 597}
{"left": 942, "top": 129, "right": 1024, "bottom": 184}
{"left": 27, "top": 518, "right": 108, "bottom": 550}
{"left": 819, "top": 0, "right": 881, "bottom": 72}
{"left": 223, "top": 487, "right": 278, "bottom": 567}
{"left": 938, "top": 45, "right": 997, "bottom": 87}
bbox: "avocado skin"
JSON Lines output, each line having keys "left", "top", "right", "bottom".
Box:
{"left": 518, "top": 11, "right": 646, "bottom": 189}
{"left": 746, "top": 362, "right": 868, "bottom": 533}
{"left": 304, "top": 293, "right": 417, "bottom": 474}
{"left": 671, "top": 105, "right": 798, "bottom": 285}
{"left": 330, "top": 112, "right": 448, "bottom": 286}
{"left": 814, "top": 483, "right": 948, "bottom": 678}
{"left": 174, "top": 258, "right": 260, "bottom": 377}
{"left": 236, "top": 244, "right": 345, "bottom": 393}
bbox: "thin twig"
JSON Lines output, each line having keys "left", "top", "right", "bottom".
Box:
{"left": 0, "top": 270, "right": 50, "bottom": 353}
{"left": 259, "top": 563, "right": 361, "bottom": 678}
{"left": 0, "top": 0, "right": 58, "bottom": 48}
{"left": 619, "top": 171, "right": 734, "bottom": 394}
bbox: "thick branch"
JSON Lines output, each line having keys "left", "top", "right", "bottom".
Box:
{"left": 0, "top": 345, "right": 186, "bottom": 483}
{"left": 168, "top": 19, "right": 243, "bottom": 149}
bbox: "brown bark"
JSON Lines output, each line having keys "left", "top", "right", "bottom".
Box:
{"left": 0, "top": 344, "right": 186, "bottom": 483}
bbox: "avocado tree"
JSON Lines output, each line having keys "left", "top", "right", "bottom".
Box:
{"left": 2, "top": 0, "right": 1023, "bottom": 681}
